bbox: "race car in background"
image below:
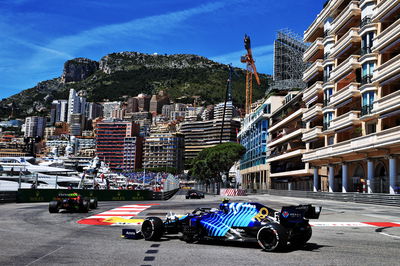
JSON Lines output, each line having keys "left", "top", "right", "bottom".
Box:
{"left": 49, "top": 192, "right": 98, "bottom": 213}
{"left": 126, "top": 201, "right": 321, "bottom": 251}
{"left": 185, "top": 190, "right": 205, "bottom": 199}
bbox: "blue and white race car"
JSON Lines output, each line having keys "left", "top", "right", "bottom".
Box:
{"left": 124, "top": 201, "right": 322, "bottom": 251}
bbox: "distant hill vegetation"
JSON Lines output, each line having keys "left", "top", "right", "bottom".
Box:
{"left": 0, "top": 52, "right": 271, "bottom": 118}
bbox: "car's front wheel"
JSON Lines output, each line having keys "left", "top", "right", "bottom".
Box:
{"left": 257, "top": 223, "right": 288, "bottom": 251}
{"left": 141, "top": 217, "right": 164, "bottom": 241}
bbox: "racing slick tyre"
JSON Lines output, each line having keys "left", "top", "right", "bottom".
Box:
{"left": 79, "top": 200, "right": 89, "bottom": 213}
{"left": 141, "top": 217, "right": 165, "bottom": 241}
{"left": 185, "top": 196, "right": 189, "bottom": 199}
{"left": 257, "top": 223, "right": 288, "bottom": 252}
{"left": 89, "top": 198, "right": 98, "bottom": 209}
{"left": 49, "top": 201, "right": 59, "bottom": 213}
{"left": 289, "top": 222, "right": 312, "bottom": 248}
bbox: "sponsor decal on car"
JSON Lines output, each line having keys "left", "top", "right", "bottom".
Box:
{"left": 282, "top": 211, "right": 289, "bottom": 218}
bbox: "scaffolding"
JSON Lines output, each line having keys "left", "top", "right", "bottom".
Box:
{"left": 270, "top": 29, "right": 309, "bottom": 92}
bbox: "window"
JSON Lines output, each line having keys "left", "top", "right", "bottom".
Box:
{"left": 263, "top": 104, "right": 271, "bottom": 114}
{"left": 323, "top": 112, "right": 333, "bottom": 129}
{"left": 324, "top": 65, "right": 333, "bottom": 82}
{"left": 285, "top": 94, "right": 293, "bottom": 104}
{"left": 324, "top": 88, "right": 333, "bottom": 105}
{"left": 366, "top": 123, "right": 376, "bottom": 135}
{"left": 361, "top": 91, "right": 375, "bottom": 115}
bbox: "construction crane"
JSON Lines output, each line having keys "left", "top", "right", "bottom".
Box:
{"left": 241, "top": 34, "right": 261, "bottom": 114}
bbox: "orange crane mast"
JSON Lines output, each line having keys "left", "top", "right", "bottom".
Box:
{"left": 241, "top": 34, "right": 261, "bottom": 114}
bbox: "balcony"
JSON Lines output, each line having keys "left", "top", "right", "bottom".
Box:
{"left": 270, "top": 168, "right": 312, "bottom": 178}
{"left": 304, "top": 38, "right": 324, "bottom": 62}
{"left": 267, "top": 128, "right": 305, "bottom": 148}
{"left": 303, "top": 81, "right": 323, "bottom": 103}
{"left": 330, "top": 55, "right": 361, "bottom": 82}
{"left": 372, "top": 90, "right": 400, "bottom": 116}
{"left": 328, "top": 111, "right": 361, "bottom": 131}
{"left": 268, "top": 149, "right": 306, "bottom": 163}
{"left": 303, "top": 125, "right": 400, "bottom": 162}
{"left": 360, "top": 16, "right": 372, "bottom": 28}
{"left": 269, "top": 108, "right": 306, "bottom": 132}
{"left": 330, "top": 28, "right": 361, "bottom": 58}
{"left": 303, "top": 59, "right": 323, "bottom": 82}
{"left": 304, "top": 0, "right": 347, "bottom": 42}
{"left": 361, "top": 74, "right": 373, "bottom": 85}
{"left": 302, "top": 103, "right": 323, "bottom": 122}
{"left": 372, "top": 54, "right": 400, "bottom": 84}
{"left": 330, "top": 1, "right": 361, "bottom": 35}
{"left": 361, "top": 104, "right": 374, "bottom": 116}
{"left": 373, "top": 0, "right": 400, "bottom": 22}
{"left": 330, "top": 82, "right": 360, "bottom": 106}
{"left": 373, "top": 19, "right": 400, "bottom": 52}
{"left": 302, "top": 126, "right": 324, "bottom": 142}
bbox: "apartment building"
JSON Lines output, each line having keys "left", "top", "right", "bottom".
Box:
{"left": 179, "top": 119, "right": 240, "bottom": 168}
{"left": 143, "top": 132, "right": 184, "bottom": 172}
{"left": 303, "top": 0, "right": 400, "bottom": 194}
{"left": 268, "top": 92, "right": 312, "bottom": 190}
{"left": 24, "top": 116, "right": 46, "bottom": 138}
{"left": 238, "top": 95, "right": 283, "bottom": 191}
{"left": 95, "top": 121, "right": 142, "bottom": 171}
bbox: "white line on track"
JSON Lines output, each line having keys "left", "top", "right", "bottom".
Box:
{"left": 25, "top": 246, "right": 63, "bottom": 266}
{"left": 379, "top": 232, "right": 400, "bottom": 239}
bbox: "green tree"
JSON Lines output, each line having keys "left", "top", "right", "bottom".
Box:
{"left": 190, "top": 142, "right": 245, "bottom": 189}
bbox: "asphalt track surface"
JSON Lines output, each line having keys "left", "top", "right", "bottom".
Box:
{"left": 1, "top": 190, "right": 400, "bottom": 266}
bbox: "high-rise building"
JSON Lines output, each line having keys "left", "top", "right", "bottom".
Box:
{"left": 143, "top": 132, "right": 184, "bottom": 172}
{"left": 70, "top": 114, "right": 85, "bottom": 136}
{"left": 96, "top": 121, "right": 142, "bottom": 171}
{"left": 150, "top": 91, "right": 170, "bottom": 114}
{"left": 179, "top": 119, "right": 240, "bottom": 168}
{"left": 24, "top": 116, "right": 46, "bottom": 138}
{"left": 126, "top": 97, "right": 139, "bottom": 113}
{"left": 302, "top": 0, "right": 400, "bottom": 194}
{"left": 67, "top": 89, "right": 86, "bottom": 123}
{"left": 50, "top": 100, "right": 68, "bottom": 124}
{"left": 85, "top": 102, "right": 103, "bottom": 120}
{"left": 214, "top": 101, "right": 238, "bottom": 120}
{"left": 137, "top": 94, "right": 151, "bottom": 111}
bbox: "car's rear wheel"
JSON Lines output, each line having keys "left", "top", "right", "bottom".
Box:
{"left": 49, "top": 201, "right": 59, "bottom": 213}
{"left": 89, "top": 198, "right": 98, "bottom": 209}
{"left": 141, "top": 217, "right": 164, "bottom": 241}
{"left": 289, "top": 222, "right": 312, "bottom": 248}
{"left": 257, "top": 223, "right": 288, "bottom": 251}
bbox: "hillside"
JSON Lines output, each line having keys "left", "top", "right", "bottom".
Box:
{"left": 0, "top": 52, "right": 271, "bottom": 118}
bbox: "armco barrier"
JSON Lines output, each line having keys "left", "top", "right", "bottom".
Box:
{"left": 264, "top": 189, "right": 400, "bottom": 207}
{"left": 16, "top": 188, "right": 179, "bottom": 203}
{"left": 0, "top": 191, "right": 17, "bottom": 203}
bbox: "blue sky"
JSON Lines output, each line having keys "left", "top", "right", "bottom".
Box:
{"left": 0, "top": 0, "right": 325, "bottom": 99}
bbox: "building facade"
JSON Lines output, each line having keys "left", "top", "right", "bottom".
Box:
{"left": 143, "top": 132, "right": 184, "bottom": 172}
{"left": 180, "top": 119, "right": 240, "bottom": 168}
{"left": 303, "top": 0, "right": 400, "bottom": 194}
{"left": 239, "top": 95, "right": 284, "bottom": 191}
{"left": 24, "top": 116, "right": 46, "bottom": 138}
{"left": 95, "top": 121, "right": 142, "bottom": 171}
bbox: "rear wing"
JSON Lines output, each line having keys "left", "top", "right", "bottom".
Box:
{"left": 280, "top": 204, "right": 322, "bottom": 220}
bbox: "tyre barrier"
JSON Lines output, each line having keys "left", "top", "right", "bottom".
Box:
{"left": 220, "top": 189, "right": 247, "bottom": 196}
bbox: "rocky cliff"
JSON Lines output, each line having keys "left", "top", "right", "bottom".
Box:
{"left": 0, "top": 52, "right": 271, "bottom": 118}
